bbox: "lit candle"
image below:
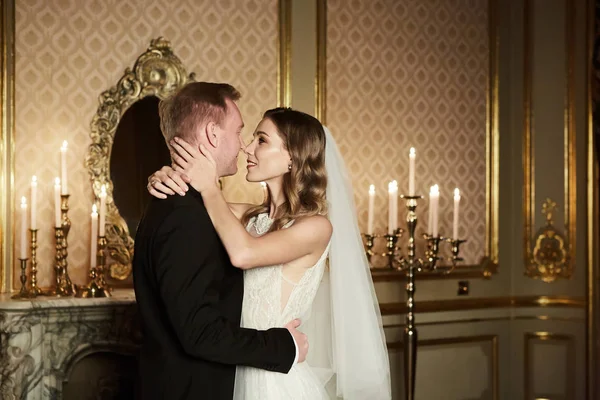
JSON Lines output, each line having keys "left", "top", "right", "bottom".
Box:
{"left": 391, "top": 180, "right": 398, "bottom": 231}
{"left": 387, "top": 181, "right": 394, "bottom": 234}
{"left": 453, "top": 188, "right": 461, "bottom": 239}
{"left": 30, "top": 176, "right": 37, "bottom": 230}
{"left": 408, "top": 147, "right": 416, "bottom": 196}
{"left": 20, "top": 197, "right": 27, "bottom": 259}
{"left": 54, "top": 178, "right": 61, "bottom": 228}
{"left": 60, "top": 140, "right": 68, "bottom": 195}
{"left": 427, "top": 185, "right": 434, "bottom": 234}
{"left": 90, "top": 204, "right": 98, "bottom": 269}
{"left": 99, "top": 184, "right": 107, "bottom": 237}
{"left": 260, "top": 182, "right": 267, "bottom": 201}
{"left": 431, "top": 184, "right": 439, "bottom": 237}
{"left": 367, "top": 184, "right": 375, "bottom": 235}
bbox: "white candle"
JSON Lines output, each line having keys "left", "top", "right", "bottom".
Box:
{"left": 20, "top": 197, "right": 27, "bottom": 259}
{"left": 431, "top": 184, "right": 440, "bottom": 237}
{"left": 453, "top": 188, "right": 461, "bottom": 239}
{"left": 54, "top": 178, "right": 61, "bottom": 228}
{"left": 30, "top": 176, "right": 37, "bottom": 230}
{"left": 99, "top": 184, "right": 107, "bottom": 237}
{"left": 60, "top": 140, "right": 68, "bottom": 195}
{"left": 90, "top": 204, "right": 98, "bottom": 269}
{"left": 428, "top": 185, "right": 434, "bottom": 235}
{"left": 387, "top": 181, "right": 394, "bottom": 234}
{"left": 408, "top": 147, "right": 416, "bottom": 196}
{"left": 391, "top": 180, "right": 398, "bottom": 231}
{"left": 367, "top": 184, "right": 375, "bottom": 235}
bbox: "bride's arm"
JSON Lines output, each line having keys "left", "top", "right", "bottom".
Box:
{"left": 201, "top": 187, "right": 332, "bottom": 270}
{"left": 147, "top": 167, "right": 253, "bottom": 220}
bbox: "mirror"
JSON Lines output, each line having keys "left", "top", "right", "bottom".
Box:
{"left": 110, "top": 96, "right": 170, "bottom": 236}
{"left": 86, "top": 37, "right": 195, "bottom": 285}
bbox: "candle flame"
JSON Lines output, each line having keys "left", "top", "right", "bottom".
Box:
{"left": 92, "top": 204, "right": 98, "bottom": 214}
{"left": 55, "top": 177, "right": 61, "bottom": 186}
{"left": 31, "top": 176, "right": 37, "bottom": 184}
{"left": 369, "top": 184, "right": 375, "bottom": 194}
{"left": 454, "top": 188, "right": 460, "bottom": 198}
{"left": 409, "top": 147, "right": 416, "bottom": 157}
{"left": 61, "top": 140, "right": 68, "bottom": 151}
{"left": 100, "top": 184, "right": 107, "bottom": 195}
{"left": 431, "top": 184, "right": 439, "bottom": 195}
{"left": 21, "top": 196, "right": 27, "bottom": 208}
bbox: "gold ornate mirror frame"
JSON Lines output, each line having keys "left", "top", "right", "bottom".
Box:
{"left": 86, "top": 37, "right": 195, "bottom": 284}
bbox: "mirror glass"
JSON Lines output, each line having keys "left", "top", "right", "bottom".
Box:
{"left": 110, "top": 96, "right": 171, "bottom": 236}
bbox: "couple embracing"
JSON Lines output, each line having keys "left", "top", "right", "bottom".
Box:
{"left": 133, "top": 82, "right": 391, "bottom": 399}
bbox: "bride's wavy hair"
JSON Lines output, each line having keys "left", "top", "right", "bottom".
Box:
{"left": 241, "top": 107, "right": 328, "bottom": 232}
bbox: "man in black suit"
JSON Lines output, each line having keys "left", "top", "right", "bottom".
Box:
{"left": 133, "top": 82, "right": 307, "bottom": 400}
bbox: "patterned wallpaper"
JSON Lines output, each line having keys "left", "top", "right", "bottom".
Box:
{"left": 14, "top": 0, "right": 277, "bottom": 287}
{"left": 326, "top": 0, "right": 489, "bottom": 265}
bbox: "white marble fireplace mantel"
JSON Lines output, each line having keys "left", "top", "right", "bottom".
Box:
{"left": 0, "top": 289, "right": 140, "bottom": 400}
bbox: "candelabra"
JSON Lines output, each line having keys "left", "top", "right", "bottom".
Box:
{"left": 47, "top": 195, "right": 75, "bottom": 296}
{"left": 363, "top": 194, "right": 466, "bottom": 400}
{"left": 76, "top": 236, "right": 111, "bottom": 298}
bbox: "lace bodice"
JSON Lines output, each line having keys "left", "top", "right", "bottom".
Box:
{"left": 241, "top": 213, "right": 330, "bottom": 329}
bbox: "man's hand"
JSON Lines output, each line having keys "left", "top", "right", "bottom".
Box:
{"left": 285, "top": 319, "right": 308, "bottom": 363}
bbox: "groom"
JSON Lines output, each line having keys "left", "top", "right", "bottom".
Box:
{"left": 133, "top": 82, "right": 307, "bottom": 400}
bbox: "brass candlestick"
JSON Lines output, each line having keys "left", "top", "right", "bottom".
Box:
{"left": 47, "top": 195, "right": 75, "bottom": 296}
{"left": 12, "top": 258, "right": 32, "bottom": 299}
{"left": 47, "top": 227, "right": 73, "bottom": 296}
{"left": 28, "top": 229, "right": 42, "bottom": 296}
{"left": 75, "top": 235, "right": 111, "bottom": 298}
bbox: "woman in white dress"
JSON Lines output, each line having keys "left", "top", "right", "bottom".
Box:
{"left": 148, "top": 107, "right": 391, "bottom": 400}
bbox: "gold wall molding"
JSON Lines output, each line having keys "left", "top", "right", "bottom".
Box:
{"left": 86, "top": 37, "right": 194, "bottom": 284}
{"left": 380, "top": 295, "right": 586, "bottom": 316}
{"left": 315, "top": 0, "right": 326, "bottom": 123}
{"left": 0, "top": 0, "right": 15, "bottom": 293}
{"left": 526, "top": 198, "right": 570, "bottom": 281}
{"left": 383, "top": 315, "right": 585, "bottom": 329}
{"left": 524, "top": 332, "right": 575, "bottom": 400}
{"left": 523, "top": 0, "right": 576, "bottom": 282}
{"left": 387, "top": 335, "right": 498, "bottom": 400}
{"left": 586, "top": 0, "right": 598, "bottom": 397}
{"left": 371, "top": 260, "right": 498, "bottom": 281}
{"left": 278, "top": 0, "right": 291, "bottom": 107}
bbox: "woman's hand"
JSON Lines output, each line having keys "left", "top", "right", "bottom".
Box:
{"left": 147, "top": 166, "right": 190, "bottom": 199}
{"left": 170, "top": 137, "right": 219, "bottom": 194}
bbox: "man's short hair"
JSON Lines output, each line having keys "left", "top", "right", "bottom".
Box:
{"left": 159, "top": 82, "right": 241, "bottom": 145}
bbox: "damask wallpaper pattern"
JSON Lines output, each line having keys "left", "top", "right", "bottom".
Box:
{"left": 326, "top": 0, "right": 489, "bottom": 265}
{"left": 14, "top": 0, "right": 278, "bottom": 287}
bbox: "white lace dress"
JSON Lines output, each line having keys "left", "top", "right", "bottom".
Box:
{"left": 233, "top": 213, "right": 331, "bottom": 400}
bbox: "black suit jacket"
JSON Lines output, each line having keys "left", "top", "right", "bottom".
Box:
{"left": 133, "top": 188, "right": 295, "bottom": 400}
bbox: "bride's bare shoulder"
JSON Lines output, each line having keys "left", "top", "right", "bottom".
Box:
{"left": 293, "top": 215, "right": 332, "bottom": 242}
{"left": 228, "top": 203, "right": 256, "bottom": 220}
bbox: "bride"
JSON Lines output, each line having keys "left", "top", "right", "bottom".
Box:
{"left": 148, "top": 107, "right": 391, "bottom": 399}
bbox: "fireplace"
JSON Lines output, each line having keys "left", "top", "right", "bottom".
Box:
{"left": 0, "top": 290, "right": 139, "bottom": 400}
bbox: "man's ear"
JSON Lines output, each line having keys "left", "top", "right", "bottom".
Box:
{"left": 205, "top": 122, "right": 220, "bottom": 148}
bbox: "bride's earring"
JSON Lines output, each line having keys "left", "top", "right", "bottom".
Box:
{"left": 288, "top": 164, "right": 292, "bottom": 170}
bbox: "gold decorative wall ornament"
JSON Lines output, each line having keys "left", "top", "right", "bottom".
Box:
{"left": 86, "top": 37, "right": 195, "bottom": 282}
{"left": 526, "top": 198, "right": 571, "bottom": 282}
